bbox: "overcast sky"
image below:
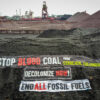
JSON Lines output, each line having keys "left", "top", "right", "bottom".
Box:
{"left": 0, "top": 0, "right": 100, "bottom": 16}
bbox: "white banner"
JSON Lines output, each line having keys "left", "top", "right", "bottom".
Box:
{"left": 23, "top": 67, "right": 72, "bottom": 80}
{"left": 19, "top": 79, "right": 91, "bottom": 92}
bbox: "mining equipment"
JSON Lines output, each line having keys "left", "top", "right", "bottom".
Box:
{"left": 42, "top": 1, "right": 48, "bottom": 19}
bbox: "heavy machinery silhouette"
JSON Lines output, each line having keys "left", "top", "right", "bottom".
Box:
{"left": 42, "top": 1, "right": 48, "bottom": 19}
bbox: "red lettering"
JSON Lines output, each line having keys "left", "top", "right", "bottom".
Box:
{"left": 27, "top": 58, "right": 31, "bottom": 65}
{"left": 34, "top": 83, "right": 39, "bottom": 90}
{"left": 32, "top": 58, "right": 36, "bottom": 65}
{"left": 18, "top": 57, "right": 41, "bottom": 66}
{"left": 64, "top": 70, "right": 68, "bottom": 76}
{"left": 56, "top": 70, "right": 68, "bottom": 76}
{"left": 43, "top": 83, "right": 46, "bottom": 90}
{"left": 34, "top": 83, "right": 46, "bottom": 90}
{"left": 36, "top": 58, "right": 40, "bottom": 65}
{"left": 39, "top": 83, "right": 42, "bottom": 90}
{"left": 23, "top": 58, "right": 26, "bottom": 66}
{"left": 18, "top": 58, "right": 22, "bottom": 66}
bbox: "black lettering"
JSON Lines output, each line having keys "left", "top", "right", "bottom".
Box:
{"left": 85, "top": 82, "right": 90, "bottom": 88}
{"left": 52, "top": 84, "right": 56, "bottom": 90}
{"left": 60, "top": 83, "right": 63, "bottom": 89}
{"left": 56, "top": 83, "right": 59, "bottom": 90}
{"left": 21, "top": 84, "right": 25, "bottom": 90}
{"left": 48, "top": 83, "right": 51, "bottom": 89}
{"left": 24, "top": 84, "right": 34, "bottom": 90}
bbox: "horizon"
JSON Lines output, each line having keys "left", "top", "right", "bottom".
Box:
{"left": 0, "top": 0, "right": 100, "bottom": 17}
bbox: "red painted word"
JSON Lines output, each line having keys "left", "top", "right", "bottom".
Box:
{"left": 56, "top": 70, "right": 68, "bottom": 76}
{"left": 18, "top": 57, "right": 40, "bottom": 66}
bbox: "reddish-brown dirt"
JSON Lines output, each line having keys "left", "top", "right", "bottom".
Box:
{"left": 0, "top": 20, "right": 73, "bottom": 30}
{"left": 67, "top": 12, "right": 90, "bottom": 23}
{"left": 0, "top": 10, "right": 100, "bottom": 30}
{"left": 77, "top": 10, "right": 100, "bottom": 28}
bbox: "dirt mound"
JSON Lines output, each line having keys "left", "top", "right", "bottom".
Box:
{"left": 0, "top": 28, "right": 100, "bottom": 58}
{"left": 38, "top": 28, "right": 100, "bottom": 38}
{"left": 38, "top": 29, "right": 76, "bottom": 38}
{"left": 67, "top": 12, "right": 90, "bottom": 22}
{"left": 77, "top": 10, "right": 100, "bottom": 28}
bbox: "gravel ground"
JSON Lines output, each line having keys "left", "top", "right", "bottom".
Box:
{"left": 0, "top": 28, "right": 100, "bottom": 100}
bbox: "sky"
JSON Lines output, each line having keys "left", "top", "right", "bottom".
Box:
{"left": 0, "top": 0, "right": 100, "bottom": 17}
